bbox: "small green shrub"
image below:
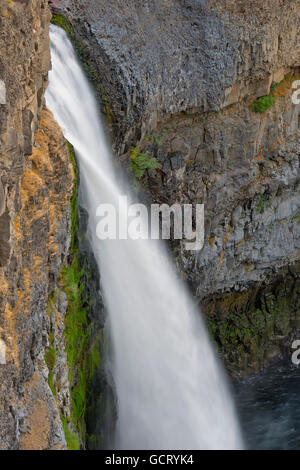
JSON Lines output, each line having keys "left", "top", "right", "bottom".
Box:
{"left": 270, "top": 82, "right": 280, "bottom": 93}
{"left": 292, "top": 211, "right": 300, "bottom": 224}
{"left": 130, "top": 147, "right": 161, "bottom": 179}
{"left": 145, "top": 135, "right": 164, "bottom": 146}
{"left": 256, "top": 195, "right": 266, "bottom": 213}
{"left": 249, "top": 95, "right": 276, "bottom": 114}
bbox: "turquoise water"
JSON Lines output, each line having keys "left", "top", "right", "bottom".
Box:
{"left": 235, "top": 361, "right": 300, "bottom": 450}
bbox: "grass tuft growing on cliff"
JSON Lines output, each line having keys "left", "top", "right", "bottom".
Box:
{"left": 61, "top": 417, "right": 80, "bottom": 451}
{"left": 249, "top": 95, "right": 276, "bottom": 114}
{"left": 249, "top": 80, "right": 282, "bottom": 114}
{"left": 129, "top": 147, "right": 161, "bottom": 179}
{"left": 249, "top": 75, "right": 300, "bottom": 114}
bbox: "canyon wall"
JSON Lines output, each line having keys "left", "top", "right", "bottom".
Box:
{"left": 62, "top": 0, "right": 300, "bottom": 376}
{"left": 0, "top": 0, "right": 299, "bottom": 449}
{"left": 0, "top": 1, "right": 73, "bottom": 449}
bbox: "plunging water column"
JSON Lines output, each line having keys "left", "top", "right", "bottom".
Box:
{"left": 46, "top": 25, "right": 243, "bottom": 450}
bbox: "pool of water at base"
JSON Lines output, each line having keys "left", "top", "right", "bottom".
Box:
{"left": 234, "top": 361, "right": 300, "bottom": 450}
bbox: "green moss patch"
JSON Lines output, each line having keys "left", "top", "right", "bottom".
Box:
{"left": 129, "top": 147, "right": 161, "bottom": 180}
{"left": 249, "top": 74, "right": 300, "bottom": 114}
{"left": 206, "top": 273, "right": 300, "bottom": 378}
{"left": 46, "top": 143, "right": 102, "bottom": 449}
{"left": 51, "top": 13, "right": 74, "bottom": 40}
{"left": 62, "top": 143, "right": 102, "bottom": 447}
{"left": 67, "top": 142, "right": 78, "bottom": 252}
{"left": 61, "top": 417, "right": 80, "bottom": 451}
{"left": 60, "top": 255, "right": 102, "bottom": 448}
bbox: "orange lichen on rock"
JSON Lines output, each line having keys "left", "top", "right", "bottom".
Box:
{"left": 20, "top": 373, "right": 65, "bottom": 450}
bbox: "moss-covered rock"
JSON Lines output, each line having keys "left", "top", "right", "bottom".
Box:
{"left": 44, "top": 143, "right": 107, "bottom": 449}
{"left": 205, "top": 266, "right": 300, "bottom": 379}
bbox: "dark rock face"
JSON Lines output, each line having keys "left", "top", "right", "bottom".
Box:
{"left": 64, "top": 0, "right": 300, "bottom": 149}
{"left": 144, "top": 94, "right": 300, "bottom": 298}
{"left": 77, "top": 204, "right": 116, "bottom": 449}
{"left": 63, "top": 0, "right": 300, "bottom": 375}
{"left": 0, "top": 210, "right": 11, "bottom": 267}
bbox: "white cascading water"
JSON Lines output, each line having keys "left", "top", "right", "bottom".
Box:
{"left": 46, "top": 25, "right": 243, "bottom": 450}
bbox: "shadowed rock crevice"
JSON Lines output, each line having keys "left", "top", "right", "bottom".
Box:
{"left": 0, "top": 210, "right": 10, "bottom": 267}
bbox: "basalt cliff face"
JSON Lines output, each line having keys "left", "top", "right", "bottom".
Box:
{"left": 0, "top": 1, "right": 73, "bottom": 449}
{"left": 61, "top": 0, "right": 300, "bottom": 376}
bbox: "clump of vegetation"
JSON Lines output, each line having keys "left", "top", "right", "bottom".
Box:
{"left": 145, "top": 135, "right": 164, "bottom": 146}
{"left": 67, "top": 142, "right": 78, "bottom": 251}
{"left": 45, "top": 143, "right": 102, "bottom": 450}
{"left": 254, "top": 194, "right": 273, "bottom": 213}
{"left": 61, "top": 417, "right": 80, "bottom": 451}
{"left": 44, "top": 347, "right": 56, "bottom": 396}
{"left": 292, "top": 211, "right": 300, "bottom": 224}
{"left": 207, "top": 313, "right": 256, "bottom": 352}
{"left": 249, "top": 75, "right": 300, "bottom": 114}
{"left": 60, "top": 255, "right": 101, "bottom": 443}
{"left": 206, "top": 277, "right": 298, "bottom": 377}
{"left": 51, "top": 13, "right": 74, "bottom": 39}
{"left": 129, "top": 147, "right": 161, "bottom": 179}
{"left": 256, "top": 195, "right": 266, "bottom": 213}
{"left": 270, "top": 82, "right": 280, "bottom": 93}
{"left": 62, "top": 143, "right": 101, "bottom": 447}
{"left": 249, "top": 95, "right": 276, "bottom": 114}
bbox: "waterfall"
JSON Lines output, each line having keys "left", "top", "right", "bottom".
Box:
{"left": 46, "top": 25, "right": 243, "bottom": 450}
